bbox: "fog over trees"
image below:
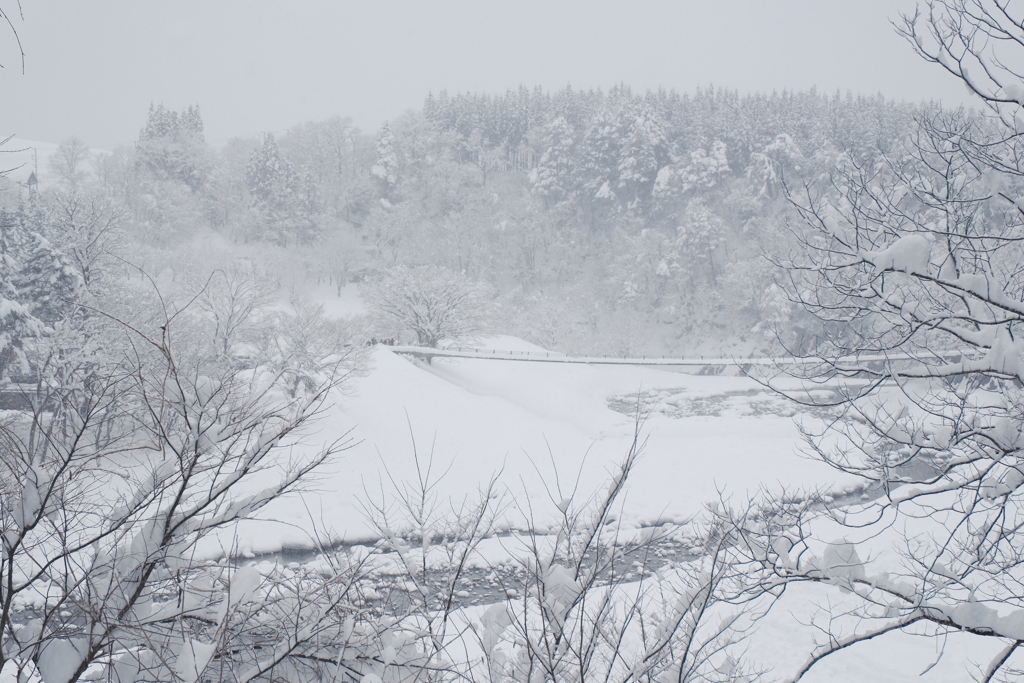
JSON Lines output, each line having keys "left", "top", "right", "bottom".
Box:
{"left": 4, "top": 84, "right": 935, "bottom": 357}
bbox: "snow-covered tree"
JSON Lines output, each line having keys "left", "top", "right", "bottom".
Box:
{"left": 46, "top": 137, "right": 90, "bottom": 190}
{"left": 616, "top": 103, "right": 667, "bottom": 213}
{"left": 0, "top": 298, "right": 356, "bottom": 683}
{"left": 732, "top": 5, "right": 1024, "bottom": 679}
{"left": 676, "top": 198, "right": 724, "bottom": 285}
{"left": 246, "top": 133, "right": 298, "bottom": 211}
{"left": 255, "top": 298, "right": 363, "bottom": 397}
{"left": 530, "top": 116, "right": 576, "bottom": 208}
{"left": 246, "top": 132, "right": 312, "bottom": 244}
{"left": 14, "top": 232, "right": 82, "bottom": 323}
{"left": 681, "top": 140, "right": 730, "bottom": 193}
{"left": 47, "top": 189, "right": 124, "bottom": 291}
{"left": 370, "top": 121, "right": 398, "bottom": 197}
{"left": 747, "top": 133, "right": 804, "bottom": 198}
{"left": 576, "top": 111, "right": 623, "bottom": 225}
{"left": 136, "top": 103, "right": 209, "bottom": 191}
{"left": 362, "top": 264, "right": 490, "bottom": 347}
{"left": 190, "top": 264, "right": 276, "bottom": 361}
{"left": 0, "top": 209, "right": 41, "bottom": 377}
{"left": 321, "top": 224, "right": 367, "bottom": 296}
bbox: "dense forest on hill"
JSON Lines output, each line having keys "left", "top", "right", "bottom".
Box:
{"left": 2, "top": 85, "right": 939, "bottom": 357}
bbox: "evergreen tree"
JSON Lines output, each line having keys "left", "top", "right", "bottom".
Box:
{"left": 616, "top": 103, "right": 667, "bottom": 214}
{"left": 139, "top": 102, "right": 179, "bottom": 140}
{"left": 0, "top": 209, "right": 43, "bottom": 378}
{"left": 15, "top": 233, "right": 82, "bottom": 324}
{"left": 181, "top": 104, "right": 205, "bottom": 137}
{"left": 136, "top": 103, "right": 209, "bottom": 191}
{"left": 530, "top": 116, "right": 576, "bottom": 208}
{"left": 246, "top": 133, "right": 310, "bottom": 244}
{"left": 576, "top": 111, "right": 623, "bottom": 226}
{"left": 676, "top": 198, "right": 724, "bottom": 285}
{"left": 370, "top": 122, "right": 398, "bottom": 198}
{"left": 680, "top": 140, "right": 730, "bottom": 193}
{"left": 747, "top": 133, "right": 805, "bottom": 198}
{"left": 246, "top": 133, "right": 299, "bottom": 210}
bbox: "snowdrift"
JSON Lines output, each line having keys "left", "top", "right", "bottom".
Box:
{"left": 234, "top": 336, "right": 858, "bottom": 554}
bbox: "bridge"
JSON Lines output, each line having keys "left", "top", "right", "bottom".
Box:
{"left": 386, "top": 345, "right": 937, "bottom": 368}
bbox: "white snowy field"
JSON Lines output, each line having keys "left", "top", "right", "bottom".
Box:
{"left": 227, "top": 335, "right": 861, "bottom": 555}
{"left": 219, "top": 336, "right": 1004, "bottom": 681}
{"left": 0, "top": 138, "right": 57, "bottom": 188}
{"left": 0, "top": 137, "right": 110, "bottom": 190}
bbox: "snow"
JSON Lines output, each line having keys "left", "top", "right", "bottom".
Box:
{"left": 1005, "top": 82, "right": 1024, "bottom": 105}
{"left": 188, "top": 334, "right": 1013, "bottom": 681}
{"left": 983, "top": 326, "right": 1024, "bottom": 381}
{"left": 0, "top": 137, "right": 109, "bottom": 189}
{"left": 819, "top": 538, "right": 867, "bottom": 583}
{"left": 14, "top": 465, "right": 50, "bottom": 530}
{"left": 228, "top": 565, "right": 262, "bottom": 606}
{"left": 305, "top": 283, "right": 366, "bottom": 318}
{"left": 744, "top": 581, "right": 1005, "bottom": 682}
{"left": 863, "top": 234, "right": 932, "bottom": 275}
{"left": 175, "top": 640, "right": 217, "bottom": 683}
{"left": 37, "top": 638, "right": 87, "bottom": 683}
{"left": 478, "top": 602, "right": 513, "bottom": 656}
{"left": 226, "top": 336, "right": 858, "bottom": 552}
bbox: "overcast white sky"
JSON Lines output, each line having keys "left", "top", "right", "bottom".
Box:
{"left": 1, "top": 0, "right": 973, "bottom": 147}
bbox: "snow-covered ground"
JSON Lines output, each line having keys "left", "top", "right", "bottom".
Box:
{"left": 216, "top": 334, "right": 999, "bottom": 681}
{"left": 0, "top": 137, "right": 109, "bottom": 190}
{"left": 732, "top": 578, "right": 999, "bottom": 682}
{"left": 305, "top": 282, "right": 367, "bottom": 318}
{"left": 227, "top": 335, "right": 859, "bottom": 555}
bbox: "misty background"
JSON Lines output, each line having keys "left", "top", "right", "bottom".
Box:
{"left": 3, "top": 1, "right": 967, "bottom": 145}
{"left": 0, "top": 0, "right": 978, "bottom": 359}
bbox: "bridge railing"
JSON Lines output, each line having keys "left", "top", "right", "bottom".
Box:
{"left": 386, "top": 345, "right": 963, "bottom": 368}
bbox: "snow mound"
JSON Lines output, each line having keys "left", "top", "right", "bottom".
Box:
{"left": 862, "top": 235, "right": 931, "bottom": 275}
